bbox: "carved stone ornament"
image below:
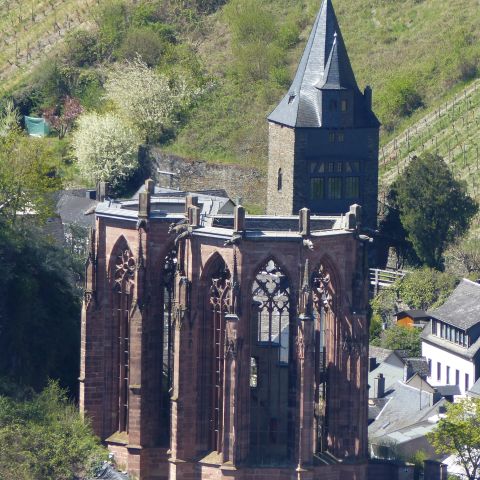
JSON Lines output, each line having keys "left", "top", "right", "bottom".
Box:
{"left": 225, "top": 338, "right": 237, "bottom": 358}
{"left": 312, "top": 264, "right": 332, "bottom": 311}
{"left": 114, "top": 249, "right": 136, "bottom": 292}
{"left": 84, "top": 290, "right": 93, "bottom": 309}
{"left": 296, "top": 332, "right": 305, "bottom": 360}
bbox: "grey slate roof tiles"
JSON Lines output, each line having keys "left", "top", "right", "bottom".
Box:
{"left": 267, "top": 0, "right": 378, "bottom": 128}
{"left": 428, "top": 279, "right": 480, "bottom": 330}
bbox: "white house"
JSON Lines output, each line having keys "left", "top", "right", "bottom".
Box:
{"left": 422, "top": 279, "right": 480, "bottom": 395}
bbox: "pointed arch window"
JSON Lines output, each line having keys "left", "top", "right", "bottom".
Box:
{"left": 311, "top": 264, "right": 333, "bottom": 454}
{"left": 160, "top": 249, "right": 176, "bottom": 445}
{"left": 113, "top": 245, "right": 136, "bottom": 433}
{"left": 250, "top": 259, "right": 294, "bottom": 464}
{"left": 208, "top": 261, "right": 231, "bottom": 452}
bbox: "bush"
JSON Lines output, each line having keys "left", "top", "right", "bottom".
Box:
{"left": 73, "top": 112, "right": 140, "bottom": 192}
{"left": 64, "top": 30, "right": 98, "bottom": 68}
{"left": 117, "top": 27, "right": 166, "bottom": 66}
{"left": 0, "top": 381, "right": 106, "bottom": 479}
{"left": 382, "top": 325, "right": 421, "bottom": 357}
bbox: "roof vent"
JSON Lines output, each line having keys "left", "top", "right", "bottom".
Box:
{"left": 288, "top": 91, "right": 296, "bottom": 104}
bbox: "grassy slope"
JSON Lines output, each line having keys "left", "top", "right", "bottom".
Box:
{"left": 170, "top": 0, "right": 480, "bottom": 170}
{"left": 0, "top": 0, "right": 99, "bottom": 95}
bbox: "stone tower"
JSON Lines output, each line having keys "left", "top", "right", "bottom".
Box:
{"left": 267, "top": 0, "right": 380, "bottom": 228}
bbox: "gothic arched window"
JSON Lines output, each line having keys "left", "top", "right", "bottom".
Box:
{"left": 311, "top": 263, "right": 333, "bottom": 454}
{"left": 112, "top": 244, "right": 136, "bottom": 433}
{"left": 250, "top": 259, "right": 294, "bottom": 464}
{"left": 208, "top": 260, "right": 231, "bottom": 453}
{"left": 160, "top": 249, "right": 176, "bottom": 446}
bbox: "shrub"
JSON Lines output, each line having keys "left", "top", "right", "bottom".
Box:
{"left": 64, "top": 30, "right": 98, "bottom": 68}
{"left": 73, "top": 112, "right": 140, "bottom": 192}
{"left": 117, "top": 27, "right": 166, "bottom": 66}
{"left": 105, "top": 57, "right": 201, "bottom": 142}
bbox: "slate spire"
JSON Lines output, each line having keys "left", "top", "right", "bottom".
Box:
{"left": 268, "top": 0, "right": 360, "bottom": 128}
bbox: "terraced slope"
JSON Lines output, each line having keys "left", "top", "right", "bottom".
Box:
{"left": 0, "top": 0, "right": 98, "bottom": 94}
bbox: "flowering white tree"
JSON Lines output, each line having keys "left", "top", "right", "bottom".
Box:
{"left": 105, "top": 57, "right": 200, "bottom": 142}
{"left": 73, "top": 112, "right": 140, "bottom": 191}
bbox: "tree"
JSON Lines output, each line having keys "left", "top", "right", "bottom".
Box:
{"left": 388, "top": 153, "right": 478, "bottom": 269}
{"left": 0, "top": 381, "right": 106, "bottom": 479}
{"left": 104, "top": 57, "right": 201, "bottom": 142}
{"left": 0, "top": 130, "right": 62, "bottom": 226}
{"left": 0, "top": 222, "right": 81, "bottom": 393}
{"left": 381, "top": 325, "right": 421, "bottom": 357}
{"left": 73, "top": 112, "right": 140, "bottom": 192}
{"left": 428, "top": 398, "right": 480, "bottom": 480}
{"left": 43, "top": 96, "right": 83, "bottom": 139}
{"left": 445, "top": 237, "right": 480, "bottom": 277}
{"left": 397, "top": 268, "right": 458, "bottom": 311}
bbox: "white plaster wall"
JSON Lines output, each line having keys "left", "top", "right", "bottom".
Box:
{"left": 422, "top": 340, "right": 475, "bottom": 395}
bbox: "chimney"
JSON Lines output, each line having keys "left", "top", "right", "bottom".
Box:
{"left": 373, "top": 373, "right": 385, "bottom": 398}
{"left": 234, "top": 205, "right": 245, "bottom": 233}
{"left": 369, "top": 357, "right": 377, "bottom": 372}
{"left": 299, "top": 208, "right": 311, "bottom": 236}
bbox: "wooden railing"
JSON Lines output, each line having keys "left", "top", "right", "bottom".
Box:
{"left": 369, "top": 268, "right": 408, "bottom": 294}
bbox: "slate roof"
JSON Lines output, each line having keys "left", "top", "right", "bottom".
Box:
{"left": 55, "top": 190, "right": 97, "bottom": 228}
{"left": 267, "top": 0, "right": 379, "bottom": 128}
{"left": 369, "top": 380, "right": 445, "bottom": 439}
{"left": 468, "top": 377, "right": 480, "bottom": 397}
{"left": 369, "top": 346, "right": 393, "bottom": 364}
{"left": 428, "top": 279, "right": 480, "bottom": 330}
{"left": 405, "top": 357, "right": 430, "bottom": 378}
{"left": 434, "top": 385, "right": 461, "bottom": 397}
{"left": 396, "top": 310, "right": 429, "bottom": 320}
{"left": 212, "top": 216, "right": 337, "bottom": 232}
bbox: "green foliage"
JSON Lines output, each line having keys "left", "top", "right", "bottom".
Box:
{"left": 381, "top": 325, "right": 421, "bottom": 357}
{"left": 428, "top": 398, "right": 480, "bottom": 480}
{"left": 0, "top": 381, "right": 106, "bottom": 479}
{"left": 64, "top": 30, "right": 98, "bottom": 68}
{"left": 117, "top": 26, "right": 167, "bottom": 66}
{"left": 370, "top": 287, "right": 397, "bottom": 325}
{"left": 388, "top": 153, "right": 478, "bottom": 269}
{"left": 0, "top": 126, "right": 63, "bottom": 226}
{"left": 397, "top": 268, "right": 458, "bottom": 311}
{"left": 369, "top": 313, "right": 383, "bottom": 342}
{"left": 0, "top": 223, "right": 81, "bottom": 393}
{"left": 378, "top": 74, "right": 424, "bottom": 131}
{"left": 445, "top": 236, "right": 480, "bottom": 277}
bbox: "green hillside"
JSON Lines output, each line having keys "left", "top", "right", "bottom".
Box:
{"left": 0, "top": 0, "right": 98, "bottom": 94}
{"left": 169, "top": 0, "right": 480, "bottom": 168}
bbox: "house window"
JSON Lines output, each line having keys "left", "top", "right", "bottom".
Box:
{"left": 327, "top": 177, "right": 342, "bottom": 199}
{"left": 466, "top": 374, "right": 470, "bottom": 391}
{"left": 455, "top": 369, "right": 460, "bottom": 386}
{"left": 437, "top": 362, "right": 441, "bottom": 381}
{"left": 432, "top": 320, "right": 437, "bottom": 335}
{"left": 277, "top": 168, "right": 283, "bottom": 191}
{"left": 428, "top": 359, "right": 432, "bottom": 376}
{"left": 329, "top": 132, "right": 335, "bottom": 143}
{"left": 311, "top": 178, "right": 325, "bottom": 200}
{"left": 341, "top": 99, "right": 348, "bottom": 112}
{"left": 345, "top": 177, "right": 360, "bottom": 199}
{"left": 446, "top": 366, "right": 450, "bottom": 384}
{"left": 455, "top": 329, "right": 459, "bottom": 344}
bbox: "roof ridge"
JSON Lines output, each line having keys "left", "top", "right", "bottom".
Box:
{"left": 462, "top": 277, "right": 480, "bottom": 287}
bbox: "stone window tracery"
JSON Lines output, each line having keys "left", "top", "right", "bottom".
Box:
{"left": 208, "top": 261, "right": 231, "bottom": 453}
{"left": 112, "top": 244, "right": 136, "bottom": 433}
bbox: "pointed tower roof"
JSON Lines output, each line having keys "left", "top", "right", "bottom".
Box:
{"left": 268, "top": 0, "right": 362, "bottom": 128}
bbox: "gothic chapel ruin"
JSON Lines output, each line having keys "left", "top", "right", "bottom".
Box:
{"left": 80, "top": 0, "right": 379, "bottom": 478}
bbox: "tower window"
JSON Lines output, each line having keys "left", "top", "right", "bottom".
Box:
{"left": 311, "top": 178, "right": 325, "bottom": 200}
{"left": 328, "top": 132, "right": 335, "bottom": 143}
{"left": 345, "top": 177, "right": 359, "bottom": 199}
{"left": 327, "top": 177, "right": 342, "bottom": 199}
{"left": 277, "top": 168, "right": 283, "bottom": 191}
{"left": 341, "top": 99, "right": 348, "bottom": 112}
{"left": 337, "top": 132, "right": 345, "bottom": 142}
{"left": 329, "top": 100, "right": 337, "bottom": 111}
